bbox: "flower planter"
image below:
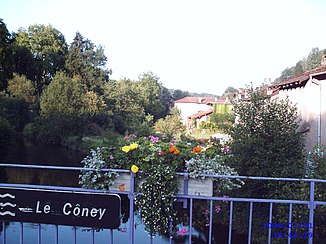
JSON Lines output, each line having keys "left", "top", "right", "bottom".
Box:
{"left": 177, "top": 175, "right": 213, "bottom": 197}
{"left": 109, "top": 172, "right": 131, "bottom": 192}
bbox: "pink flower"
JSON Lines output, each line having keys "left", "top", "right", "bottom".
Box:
{"left": 109, "top": 155, "right": 114, "bottom": 159}
{"left": 118, "top": 228, "right": 127, "bottom": 233}
{"left": 148, "top": 135, "right": 159, "bottom": 143}
{"left": 178, "top": 228, "right": 187, "bottom": 235}
{"left": 223, "top": 145, "right": 230, "bottom": 154}
{"left": 215, "top": 205, "right": 221, "bottom": 214}
{"left": 205, "top": 223, "right": 210, "bottom": 227}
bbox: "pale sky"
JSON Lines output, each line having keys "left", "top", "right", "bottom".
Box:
{"left": 1, "top": 0, "right": 326, "bottom": 95}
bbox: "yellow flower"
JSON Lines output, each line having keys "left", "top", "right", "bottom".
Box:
{"left": 130, "top": 143, "right": 139, "bottom": 150}
{"left": 122, "top": 145, "right": 131, "bottom": 153}
{"left": 131, "top": 165, "right": 139, "bottom": 173}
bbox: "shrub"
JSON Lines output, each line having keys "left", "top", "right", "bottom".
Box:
{"left": 0, "top": 116, "right": 14, "bottom": 156}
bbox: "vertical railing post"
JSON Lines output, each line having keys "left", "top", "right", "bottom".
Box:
{"left": 109, "top": 229, "right": 113, "bottom": 244}
{"left": 129, "top": 172, "right": 136, "bottom": 244}
{"left": 308, "top": 181, "right": 315, "bottom": 244}
{"left": 228, "top": 201, "right": 233, "bottom": 244}
{"left": 189, "top": 198, "right": 193, "bottom": 244}
{"left": 268, "top": 202, "right": 273, "bottom": 244}
{"left": 20, "top": 222, "right": 23, "bottom": 244}
{"left": 2, "top": 222, "right": 6, "bottom": 244}
{"left": 208, "top": 200, "right": 213, "bottom": 244}
{"left": 38, "top": 224, "right": 42, "bottom": 244}
{"left": 248, "top": 202, "right": 253, "bottom": 244}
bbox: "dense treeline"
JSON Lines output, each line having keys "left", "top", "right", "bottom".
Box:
{"left": 274, "top": 47, "right": 326, "bottom": 84}
{"left": 0, "top": 19, "right": 184, "bottom": 145}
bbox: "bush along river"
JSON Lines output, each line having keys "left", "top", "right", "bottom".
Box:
{"left": 0, "top": 138, "right": 213, "bottom": 243}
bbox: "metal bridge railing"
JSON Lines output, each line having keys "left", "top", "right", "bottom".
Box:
{"left": 0, "top": 163, "right": 325, "bottom": 244}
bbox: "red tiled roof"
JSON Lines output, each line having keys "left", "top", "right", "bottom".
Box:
{"left": 175, "top": 97, "right": 223, "bottom": 104}
{"left": 188, "top": 110, "right": 214, "bottom": 119}
{"left": 270, "top": 65, "right": 326, "bottom": 90}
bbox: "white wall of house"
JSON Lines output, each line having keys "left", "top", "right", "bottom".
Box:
{"left": 174, "top": 103, "right": 212, "bottom": 125}
{"left": 273, "top": 78, "right": 326, "bottom": 152}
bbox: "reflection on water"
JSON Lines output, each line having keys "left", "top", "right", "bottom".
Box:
{"left": 0, "top": 215, "right": 171, "bottom": 244}
{"left": 0, "top": 137, "right": 85, "bottom": 187}
{"left": 1, "top": 137, "right": 85, "bottom": 166}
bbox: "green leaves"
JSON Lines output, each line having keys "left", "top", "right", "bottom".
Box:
{"left": 65, "top": 32, "right": 110, "bottom": 92}
{"left": 14, "top": 24, "right": 68, "bottom": 94}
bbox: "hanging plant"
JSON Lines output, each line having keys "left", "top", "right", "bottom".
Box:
{"left": 136, "top": 164, "right": 177, "bottom": 235}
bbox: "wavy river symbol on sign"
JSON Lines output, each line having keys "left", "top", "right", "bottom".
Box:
{"left": 0, "top": 193, "right": 16, "bottom": 217}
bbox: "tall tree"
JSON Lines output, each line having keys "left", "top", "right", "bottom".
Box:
{"left": 40, "top": 72, "right": 106, "bottom": 139}
{"left": 274, "top": 67, "right": 294, "bottom": 84}
{"left": 14, "top": 24, "right": 68, "bottom": 95}
{"left": 221, "top": 86, "right": 238, "bottom": 99}
{"left": 172, "top": 89, "right": 189, "bottom": 101}
{"left": 65, "top": 32, "right": 111, "bottom": 92}
{"left": 292, "top": 60, "right": 304, "bottom": 76}
{"left": 0, "top": 19, "right": 14, "bottom": 90}
{"left": 303, "top": 47, "right": 322, "bottom": 71}
{"left": 104, "top": 79, "right": 145, "bottom": 134}
{"left": 138, "top": 72, "right": 165, "bottom": 120}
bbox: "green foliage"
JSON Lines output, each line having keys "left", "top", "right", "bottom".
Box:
{"left": 39, "top": 72, "right": 108, "bottom": 142}
{"left": 138, "top": 72, "right": 166, "bottom": 120}
{"left": 65, "top": 32, "right": 111, "bottom": 92}
{"left": 14, "top": 24, "right": 68, "bottom": 94}
{"left": 210, "top": 104, "right": 234, "bottom": 132}
{"left": 104, "top": 78, "right": 145, "bottom": 134}
{"left": 7, "top": 73, "right": 36, "bottom": 104}
{"left": 198, "top": 121, "right": 216, "bottom": 131}
{"left": 214, "top": 103, "right": 232, "bottom": 114}
{"left": 228, "top": 88, "right": 307, "bottom": 241}
{"left": 0, "top": 92, "right": 30, "bottom": 132}
{"left": 40, "top": 72, "right": 85, "bottom": 119}
{"left": 0, "top": 116, "right": 14, "bottom": 156}
{"left": 275, "top": 47, "right": 324, "bottom": 83}
{"left": 210, "top": 113, "right": 234, "bottom": 132}
{"left": 230, "top": 89, "right": 305, "bottom": 178}
{"left": 224, "top": 86, "right": 238, "bottom": 94}
{"left": 154, "top": 108, "right": 186, "bottom": 141}
{"left": 221, "top": 86, "right": 238, "bottom": 99}
{"left": 303, "top": 47, "right": 322, "bottom": 71}
{"left": 185, "top": 155, "right": 243, "bottom": 192}
{"left": 0, "top": 19, "right": 14, "bottom": 90}
{"left": 172, "top": 89, "right": 189, "bottom": 100}
{"left": 79, "top": 148, "right": 119, "bottom": 190}
{"left": 308, "top": 145, "right": 326, "bottom": 240}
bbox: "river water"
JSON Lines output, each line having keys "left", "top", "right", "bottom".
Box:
{"left": 0, "top": 139, "right": 206, "bottom": 243}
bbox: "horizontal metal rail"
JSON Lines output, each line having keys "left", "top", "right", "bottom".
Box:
{"left": 1, "top": 163, "right": 326, "bottom": 183}
{"left": 0, "top": 163, "right": 325, "bottom": 244}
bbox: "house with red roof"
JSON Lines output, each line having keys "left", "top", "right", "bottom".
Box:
{"left": 269, "top": 55, "right": 326, "bottom": 152}
{"left": 174, "top": 97, "right": 228, "bottom": 129}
